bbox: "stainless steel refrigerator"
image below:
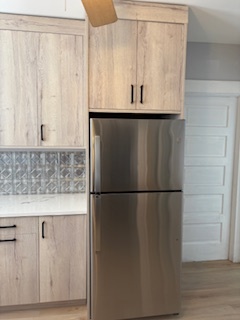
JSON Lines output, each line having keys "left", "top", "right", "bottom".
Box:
{"left": 89, "top": 118, "right": 185, "bottom": 320}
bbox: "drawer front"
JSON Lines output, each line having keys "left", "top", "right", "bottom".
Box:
{"left": 0, "top": 217, "right": 38, "bottom": 236}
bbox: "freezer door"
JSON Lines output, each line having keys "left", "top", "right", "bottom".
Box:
{"left": 90, "top": 118, "right": 185, "bottom": 193}
{"left": 90, "top": 192, "right": 182, "bottom": 320}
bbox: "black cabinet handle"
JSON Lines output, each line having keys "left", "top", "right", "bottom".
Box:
{"left": 140, "top": 85, "right": 144, "bottom": 104}
{"left": 131, "top": 85, "right": 134, "bottom": 104}
{"left": 41, "top": 124, "right": 44, "bottom": 141}
{"left": 0, "top": 225, "right": 16, "bottom": 229}
{"left": 0, "top": 239, "right": 16, "bottom": 242}
{"left": 42, "top": 221, "right": 45, "bottom": 239}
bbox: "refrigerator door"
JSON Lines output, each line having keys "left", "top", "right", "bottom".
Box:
{"left": 90, "top": 192, "right": 182, "bottom": 320}
{"left": 90, "top": 118, "right": 185, "bottom": 193}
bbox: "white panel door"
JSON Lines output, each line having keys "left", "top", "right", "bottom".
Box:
{"left": 183, "top": 96, "right": 237, "bottom": 261}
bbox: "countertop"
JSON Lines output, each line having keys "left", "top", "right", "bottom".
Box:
{"left": 0, "top": 193, "right": 87, "bottom": 217}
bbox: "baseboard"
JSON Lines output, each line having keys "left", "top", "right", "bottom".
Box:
{"left": 0, "top": 299, "right": 87, "bottom": 312}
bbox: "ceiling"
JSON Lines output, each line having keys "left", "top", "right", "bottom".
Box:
{"left": 68, "top": 0, "right": 240, "bottom": 45}
{"left": 79, "top": 0, "right": 240, "bottom": 44}
{"left": 0, "top": 0, "right": 240, "bottom": 45}
{"left": 137, "top": 0, "right": 240, "bottom": 45}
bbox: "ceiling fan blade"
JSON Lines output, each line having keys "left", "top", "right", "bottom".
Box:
{"left": 82, "top": 0, "right": 118, "bottom": 27}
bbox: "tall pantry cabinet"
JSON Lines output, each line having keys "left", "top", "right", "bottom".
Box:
{"left": 88, "top": 1, "right": 188, "bottom": 116}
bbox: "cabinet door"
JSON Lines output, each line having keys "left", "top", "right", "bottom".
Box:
{"left": 136, "top": 22, "right": 186, "bottom": 113}
{"left": 39, "top": 34, "right": 85, "bottom": 147}
{"left": 39, "top": 215, "right": 86, "bottom": 302}
{"left": 89, "top": 20, "right": 137, "bottom": 111}
{"left": 0, "top": 218, "right": 39, "bottom": 306}
{"left": 0, "top": 30, "right": 39, "bottom": 146}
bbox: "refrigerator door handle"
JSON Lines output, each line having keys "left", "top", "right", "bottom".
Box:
{"left": 94, "top": 135, "right": 101, "bottom": 194}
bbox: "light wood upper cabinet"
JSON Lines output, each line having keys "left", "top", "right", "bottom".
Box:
{"left": 0, "top": 31, "right": 39, "bottom": 146}
{"left": 39, "top": 215, "right": 86, "bottom": 302}
{"left": 88, "top": 1, "right": 188, "bottom": 115}
{"left": 136, "top": 22, "right": 186, "bottom": 113}
{"left": 89, "top": 20, "right": 137, "bottom": 111}
{"left": 0, "top": 217, "right": 39, "bottom": 306}
{"left": 39, "top": 33, "right": 85, "bottom": 147}
{"left": 0, "top": 14, "right": 86, "bottom": 147}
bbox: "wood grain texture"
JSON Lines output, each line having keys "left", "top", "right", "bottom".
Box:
{"left": 179, "top": 261, "right": 240, "bottom": 320}
{"left": 39, "top": 33, "right": 85, "bottom": 147}
{"left": 136, "top": 22, "right": 185, "bottom": 113}
{"left": 0, "top": 305, "right": 87, "bottom": 320}
{"left": 0, "top": 218, "right": 39, "bottom": 307}
{"left": 0, "top": 217, "right": 38, "bottom": 234}
{"left": 88, "top": 108, "right": 181, "bottom": 115}
{"left": 0, "top": 30, "right": 39, "bottom": 146}
{"left": 89, "top": 19, "right": 137, "bottom": 111}
{"left": 1, "top": 261, "right": 240, "bottom": 320}
{"left": 179, "top": 23, "right": 188, "bottom": 119}
{"left": 39, "top": 215, "right": 86, "bottom": 302}
{"left": 0, "top": 13, "right": 85, "bottom": 36}
{"left": 0, "top": 14, "right": 87, "bottom": 147}
{"left": 115, "top": 1, "right": 188, "bottom": 24}
{"left": 89, "top": 19, "right": 187, "bottom": 114}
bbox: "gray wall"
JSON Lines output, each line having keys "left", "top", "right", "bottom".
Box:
{"left": 186, "top": 42, "right": 240, "bottom": 81}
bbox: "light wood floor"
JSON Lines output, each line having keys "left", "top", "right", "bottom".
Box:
{"left": 1, "top": 261, "right": 240, "bottom": 320}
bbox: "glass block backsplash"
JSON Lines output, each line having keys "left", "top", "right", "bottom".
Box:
{"left": 0, "top": 151, "right": 86, "bottom": 195}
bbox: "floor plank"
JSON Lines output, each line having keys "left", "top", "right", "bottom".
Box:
{"left": 0, "top": 305, "right": 87, "bottom": 320}
{"left": 1, "top": 261, "right": 240, "bottom": 320}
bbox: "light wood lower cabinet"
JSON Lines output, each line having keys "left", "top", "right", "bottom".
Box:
{"left": 39, "top": 215, "right": 86, "bottom": 302}
{"left": 0, "top": 215, "right": 86, "bottom": 307}
{"left": 0, "top": 217, "right": 39, "bottom": 306}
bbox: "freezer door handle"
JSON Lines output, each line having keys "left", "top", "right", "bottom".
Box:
{"left": 95, "top": 195, "right": 101, "bottom": 252}
{"left": 94, "top": 136, "right": 101, "bottom": 194}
